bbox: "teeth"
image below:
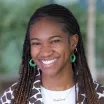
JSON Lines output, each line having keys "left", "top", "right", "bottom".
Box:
{"left": 42, "top": 59, "right": 56, "bottom": 65}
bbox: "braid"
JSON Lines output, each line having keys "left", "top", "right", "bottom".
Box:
{"left": 12, "top": 27, "right": 37, "bottom": 104}
{"left": 70, "top": 12, "right": 100, "bottom": 103}
{"left": 75, "top": 29, "right": 100, "bottom": 104}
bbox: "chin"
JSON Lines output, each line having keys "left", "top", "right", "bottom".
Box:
{"left": 41, "top": 67, "right": 60, "bottom": 77}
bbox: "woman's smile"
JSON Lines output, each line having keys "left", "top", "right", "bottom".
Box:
{"left": 40, "top": 58, "right": 57, "bottom": 68}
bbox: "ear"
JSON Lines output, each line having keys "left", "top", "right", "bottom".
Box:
{"left": 69, "top": 34, "right": 79, "bottom": 51}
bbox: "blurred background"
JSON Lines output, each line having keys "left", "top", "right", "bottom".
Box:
{"left": 0, "top": 0, "right": 104, "bottom": 95}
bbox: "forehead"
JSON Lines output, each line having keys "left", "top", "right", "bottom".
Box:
{"left": 29, "top": 18, "right": 69, "bottom": 38}
{"left": 30, "top": 17, "right": 64, "bottom": 30}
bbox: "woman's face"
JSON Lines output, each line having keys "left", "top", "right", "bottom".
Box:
{"left": 30, "top": 18, "right": 78, "bottom": 77}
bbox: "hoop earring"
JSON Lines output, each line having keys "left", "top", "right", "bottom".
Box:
{"left": 29, "top": 59, "right": 36, "bottom": 67}
{"left": 70, "top": 53, "right": 76, "bottom": 63}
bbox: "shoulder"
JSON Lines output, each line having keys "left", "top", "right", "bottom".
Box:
{"left": 0, "top": 82, "right": 17, "bottom": 104}
{"left": 93, "top": 80, "right": 104, "bottom": 103}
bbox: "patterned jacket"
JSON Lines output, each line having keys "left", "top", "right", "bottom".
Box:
{"left": 0, "top": 69, "right": 104, "bottom": 104}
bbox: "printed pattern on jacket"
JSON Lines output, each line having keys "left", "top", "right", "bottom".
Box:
{"left": 0, "top": 69, "right": 104, "bottom": 104}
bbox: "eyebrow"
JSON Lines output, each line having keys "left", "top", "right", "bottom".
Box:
{"left": 49, "top": 35, "right": 62, "bottom": 39}
{"left": 30, "top": 38, "right": 40, "bottom": 41}
{"left": 30, "top": 35, "right": 62, "bottom": 41}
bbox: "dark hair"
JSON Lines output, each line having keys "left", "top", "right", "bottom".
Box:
{"left": 13, "top": 4, "right": 100, "bottom": 104}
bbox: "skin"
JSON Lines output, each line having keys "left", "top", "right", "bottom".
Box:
{"left": 30, "top": 18, "right": 78, "bottom": 91}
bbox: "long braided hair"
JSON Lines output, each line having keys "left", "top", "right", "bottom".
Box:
{"left": 13, "top": 4, "right": 100, "bottom": 104}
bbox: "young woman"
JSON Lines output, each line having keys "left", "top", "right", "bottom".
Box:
{"left": 0, "top": 4, "right": 104, "bottom": 104}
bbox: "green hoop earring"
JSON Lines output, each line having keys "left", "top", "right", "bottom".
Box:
{"left": 70, "top": 53, "right": 76, "bottom": 63}
{"left": 29, "top": 59, "right": 36, "bottom": 67}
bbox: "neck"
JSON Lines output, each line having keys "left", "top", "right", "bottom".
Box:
{"left": 41, "top": 64, "right": 75, "bottom": 91}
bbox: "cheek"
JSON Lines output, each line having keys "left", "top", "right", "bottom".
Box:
{"left": 30, "top": 47, "right": 40, "bottom": 59}
{"left": 54, "top": 43, "right": 70, "bottom": 57}
{"left": 63, "top": 44, "right": 71, "bottom": 58}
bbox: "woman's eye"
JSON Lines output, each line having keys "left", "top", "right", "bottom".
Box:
{"left": 31, "top": 42, "right": 41, "bottom": 46}
{"left": 51, "top": 40, "right": 60, "bottom": 44}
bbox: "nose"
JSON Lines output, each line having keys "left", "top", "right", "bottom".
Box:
{"left": 39, "top": 45, "right": 53, "bottom": 58}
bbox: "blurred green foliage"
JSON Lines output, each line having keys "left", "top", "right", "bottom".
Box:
{"left": 0, "top": 0, "right": 104, "bottom": 74}
{"left": 0, "top": 0, "right": 46, "bottom": 73}
{"left": 96, "top": 10, "right": 104, "bottom": 69}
